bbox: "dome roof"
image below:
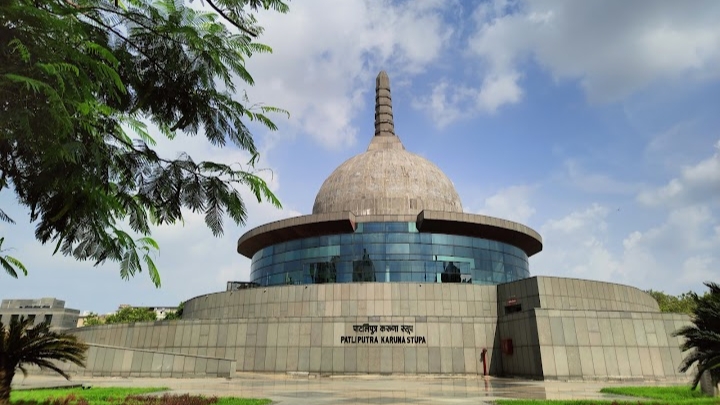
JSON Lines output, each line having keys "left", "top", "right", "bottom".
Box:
{"left": 312, "top": 72, "right": 463, "bottom": 216}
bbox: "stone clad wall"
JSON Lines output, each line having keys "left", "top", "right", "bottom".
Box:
{"left": 72, "top": 317, "right": 500, "bottom": 374}
{"left": 69, "top": 278, "right": 689, "bottom": 379}
{"left": 496, "top": 276, "right": 660, "bottom": 313}
{"left": 494, "top": 277, "right": 688, "bottom": 380}
{"left": 34, "top": 344, "right": 235, "bottom": 378}
{"left": 535, "top": 277, "right": 660, "bottom": 312}
{"left": 72, "top": 283, "right": 501, "bottom": 375}
{"left": 534, "top": 309, "right": 689, "bottom": 380}
{"left": 497, "top": 277, "right": 541, "bottom": 311}
{"left": 183, "top": 283, "right": 498, "bottom": 320}
{"left": 497, "top": 310, "right": 542, "bottom": 377}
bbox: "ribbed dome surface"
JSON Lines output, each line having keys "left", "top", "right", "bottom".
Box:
{"left": 312, "top": 71, "right": 462, "bottom": 216}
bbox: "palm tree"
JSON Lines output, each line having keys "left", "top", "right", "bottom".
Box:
{"left": 0, "top": 237, "right": 27, "bottom": 279}
{"left": 674, "top": 281, "right": 720, "bottom": 392}
{"left": 0, "top": 316, "right": 88, "bottom": 405}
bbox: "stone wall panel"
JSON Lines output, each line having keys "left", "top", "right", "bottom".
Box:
{"left": 68, "top": 279, "right": 688, "bottom": 380}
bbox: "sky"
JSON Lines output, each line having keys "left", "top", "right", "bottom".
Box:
{"left": 1, "top": 0, "right": 719, "bottom": 314}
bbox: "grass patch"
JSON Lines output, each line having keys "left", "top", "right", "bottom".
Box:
{"left": 495, "top": 385, "right": 718, "bottom": 405}
{"left": 215, "top": 399, "right": 271, "bottom": 405}
{"left": 599, "top": 386, "right": 711, "bottom": 401}
{"left": 12, "top": 388, "right": 168, "bottom": 404}
{"left": 10, "top": 388, "right": 271, "bottom": 405}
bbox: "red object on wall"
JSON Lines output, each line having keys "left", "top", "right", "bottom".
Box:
{"left": 501, "top": 338, "right": 514, "bottom": 355}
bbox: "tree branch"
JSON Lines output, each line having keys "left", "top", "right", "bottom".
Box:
{"left": 204, "top": 0, "right": 258, "bottom": 37}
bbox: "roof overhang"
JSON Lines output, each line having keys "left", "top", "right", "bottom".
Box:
{"left": 416, "top": 210, "right": 543, "bottom": 256}
{"left": 237, "top": 212, "right": 357, "bottom": 258}
{"left": 237, "top": 210, "right": 543, "bottom": 259}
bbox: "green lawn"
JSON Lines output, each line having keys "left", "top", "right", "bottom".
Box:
{"left": 11, "top": 387, "right": 168, "bottom": 404}
{"left": 599, "top": 386, "right": 712, "bottom": 400}
{"left": 495, "top": 385, "right": 719, "bottom": 405}
{"left": 214, "top": 400, "right": 271, "bottom": 405}
{"left": 10, "top": 387, "right": 271, "bottom": 405}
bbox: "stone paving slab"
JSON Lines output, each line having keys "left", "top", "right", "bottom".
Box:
{"left": 12, "top": 373, "right": 689, "bottom": 405}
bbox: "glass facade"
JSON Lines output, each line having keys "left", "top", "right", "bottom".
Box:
{"left": 250, "top": 222, "right": 530, "bottom": 286}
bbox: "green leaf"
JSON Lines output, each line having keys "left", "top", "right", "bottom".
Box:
{"left": 143, "top": 254, "right": 161, "bottom": 287}
{"left": 0, "top": 209, "right": 15, "bottom": 224}
{"left": 137, "top": 236, "right": 159, "bottom": 251}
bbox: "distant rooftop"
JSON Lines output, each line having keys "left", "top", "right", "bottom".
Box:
{"left": 1, "top": 297, "right": 66, "bottom": 309}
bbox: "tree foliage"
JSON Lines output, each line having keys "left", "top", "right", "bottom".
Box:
{"left": 674, "top": 282, "right": 720, "bottom": 391}
{"left": 0, "top": 316, "right": 88, "bottom": 404}
{"left": 82, "top": 312, "right": 104, "bottom": 326}
{"left": 0, "top": 0, "right": 288, "bottom": 286}
{"left": 646, "top": 290, "right": 698, "bottom": 314}
{"left": 163, "top": 301, "right": 184, "bottom": 320}
{"left": 105, "top": 306, "right": 156, "bottom": 324}
{"left": 0, "top": 237, "right": 26, "bottom": 278}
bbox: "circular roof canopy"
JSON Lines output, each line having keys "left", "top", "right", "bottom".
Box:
{"left": 312, "top": 71, "right": 462, "bottom": 216}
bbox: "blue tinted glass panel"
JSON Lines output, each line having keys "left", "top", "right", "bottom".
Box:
{"left": 431, "top": 234, "right": 449, "bottom": 245}
{"left": 362, "top": 223, "right": 385, "bottom": 233}
{"left": 386, "top": 233, "right": 413, "bottom": 243}
{"left": 363, "top": 233, "right": 385, "bottom": 244}
{"left": 409, "top": 243, "right": 432, "bottom": 255}
{"left": 249, "top": 222, "right": 530, "bottom": 286}
{"left": 453, "top": 246, "right": 473, "bottom": 258}
{"left": 473, "top": 238, "right": 489, "bottom": 249}
{"left": 386, "top": 244, "right": 410, "bottom": 255}
{"left": 386, "top": 222, "right": 408, "bottom": 232}
{"left": 431, "top": 245, "right": 453, "bottom": 256}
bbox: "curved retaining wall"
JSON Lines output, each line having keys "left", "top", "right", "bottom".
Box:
{"left": 70, "top": 277, "right": 688, "bottom": 380}
{"left": 184, "top": 282, "right": 498, "bottom": 320}
{"left": 75, "top": 283, "right": 503, "bottom": 375}
{"left": 496, "top": 276, "right": 660, "bottom": 313}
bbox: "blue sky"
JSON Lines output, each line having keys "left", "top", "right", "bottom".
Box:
{"left": 1, "top": 0, "right": 719, "bottom": 314}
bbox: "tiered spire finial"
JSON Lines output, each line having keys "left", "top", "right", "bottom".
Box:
{"left": 374, "top": 71, "right": 395, "bottom": 137}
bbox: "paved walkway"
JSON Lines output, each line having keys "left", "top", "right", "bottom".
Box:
{"left": 13, "top": 373, "right": 685, "bottom": 405}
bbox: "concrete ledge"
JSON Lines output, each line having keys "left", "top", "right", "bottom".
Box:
{"left": 417, "top": 210, "right": 543, "bottom": 257}
{"left": 237, "top": 212, "right": 356, "bottom": 257}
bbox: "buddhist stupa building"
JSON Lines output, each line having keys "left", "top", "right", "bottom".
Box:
{"left": 67, "top": 72, "right": 690, "bottom": 381}
{"left": 238, "top": 71, "right": 541, "bottom": 289}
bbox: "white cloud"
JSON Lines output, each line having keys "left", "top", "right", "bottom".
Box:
{"left": 411, "top": 81, "right": 477, "bottom": 128}
{"left": 476, "top": 72, "right": 523, "bottom": 112}
{"left": 411, "top": 71, "right": 523, "bottom": 128}
{"left": 616, "top": 206, "right": 720, "bottom": 290}
{"left": 534, "top": 203, "right": 720, "bottom": 294}
{"left": 474, "top": 0, "right": 720, "bottom": 102}
{"left": 417, "top": 0, "right": 720, "bottom": 127}
{"left": 680, "top": 255, "right": 718, "bottom": 285}
{"left": 638, "top": 139, "right": 720, "bottom": 206}
{"left": 476, "top": 185, "right": 536, "bottom": 224}
{"left": 543, "top": 203, "right": 608, "bottom": 234}
{"left": 244, "top": 0, "right": 454, "bottom": 148}
{"left": 533, "top": 204, "right": 621, "bottom": 281}
{"left": 564, "top": 160, "right": 641, "bottom": 195}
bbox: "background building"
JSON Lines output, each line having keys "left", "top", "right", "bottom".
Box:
{"left": 0, "top": 297, "right": 79, "bottom": 330}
